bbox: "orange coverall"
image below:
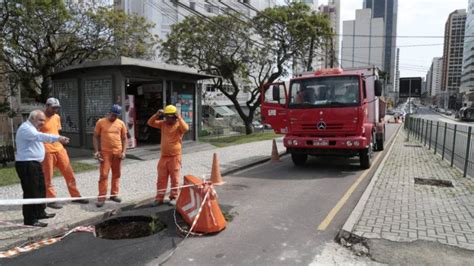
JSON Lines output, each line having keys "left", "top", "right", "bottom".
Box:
{"left": 94, "top": 118, "right": 127, "bottom": 200}
{"left": 147, "top": 114, "right": 189, "bottom": 202}
{"left": 40, "top": 114, "right": 81, "bottom": 198}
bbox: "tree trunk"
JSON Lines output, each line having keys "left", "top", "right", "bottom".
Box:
{"left": 38, "top": 74, "right": 52, "bottom": 103}
{"left": 306, "top": 36, "right": 315, "bottom": 71}
{"left": 244, "top": 120, "right": 253, "bottom": 135}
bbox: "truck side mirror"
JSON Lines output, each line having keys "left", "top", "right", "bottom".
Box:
{"left": 374, "top": 80, "right": 383, "bottom": 96}
{"left": 272, "top": 85, "right": 280, "bottom": 102}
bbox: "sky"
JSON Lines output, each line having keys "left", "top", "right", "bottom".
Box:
{"left": 333, "top": 0, "right": 469, "bottom": 78}
{"left": 277, "top": 0, "right": 469, "bottom": 78}
{"left": 277, "top": 0, "right": 468, "bottom": 77}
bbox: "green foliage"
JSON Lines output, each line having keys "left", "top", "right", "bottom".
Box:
{"left": 200, "top": 132, "right": 279, "bottom": 148}
{"left": 0, "top": 161, "right": 97, "bottom": 187}
{"left": 161, "top": 3, "right": 332, "bottom": 134}
{"left": 0, "top": 0, "right": 159, "bottom": 103}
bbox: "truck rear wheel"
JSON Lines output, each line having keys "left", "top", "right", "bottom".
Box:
{"left": 291, "top": 153, "right": 307, "bottom": 166}
{"left": 360, "top": 145, "right": 372, "bottom": 169}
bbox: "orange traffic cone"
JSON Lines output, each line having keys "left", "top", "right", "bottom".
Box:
{"left": 271, "top": 139, "right": 280, "bottom": 162}
{"left": 210, "top": 153, "right": 225, "bottom": 185}
{"left": 176, "top": 175, "right": 227, "bottom": 234}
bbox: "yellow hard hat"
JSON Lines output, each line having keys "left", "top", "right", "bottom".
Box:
{"left": 164, "top": 105, "right": 177, "bottom": 114}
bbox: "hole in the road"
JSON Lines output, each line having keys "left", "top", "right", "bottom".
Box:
{"left": 404, "top": 144, "right": 423, "bottom": 148}
{"left": 414, "top": 178, "right": 454, "bottom": 188}
{"left": 95, "top": 215, "right": 165, "bottom": 240}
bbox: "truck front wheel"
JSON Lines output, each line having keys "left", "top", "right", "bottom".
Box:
{"left": 291, "top": 153, "right": 308, "bottom": 166}
{"left": 359, "top": 145, "right": 372, "bottom": 169}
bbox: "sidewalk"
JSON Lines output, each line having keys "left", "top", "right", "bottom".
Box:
{"left": 0, "top": 138, "right": 285, "bottom": 250}
{"left": 341, "top": 128, "right": 474, "bottom": 251}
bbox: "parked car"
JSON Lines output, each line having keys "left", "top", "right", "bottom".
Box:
{"left": 445, "top": 110, "right": 453, "bottom": 116}
{"left": 263, "top": 123, "right": 272, "bottom": 129}
{"left": 252, "top": 121, "right": 264, "bottom": 131}
{"left": 438, "top": 108, "right": 446, "bottom": 114}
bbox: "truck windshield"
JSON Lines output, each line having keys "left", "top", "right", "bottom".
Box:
{"left": 289, "top": 76, "right": 360, "bottom": 108}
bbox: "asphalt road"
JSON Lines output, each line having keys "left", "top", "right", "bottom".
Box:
{"left": 412, "top": 107, "right": 473, "bottom": 126}
{"left": 5, "top": 124, "right": 400, "bottom": 266}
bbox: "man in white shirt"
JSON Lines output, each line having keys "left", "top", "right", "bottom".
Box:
{"left": 15, "top": 110, "right": 69, "bottom": 227}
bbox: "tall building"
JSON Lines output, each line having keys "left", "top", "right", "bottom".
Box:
{"left": 341, "top": 8, "right": 384, "bottom": 69}
{"left": 441, "top": 9, "right": 466, "bottom": 109}
{"left": 363, "top": 0, "right": 398, "bottom": 87}
{"left": 429, "top": 57, "right": 443, "bottom": 98}
{"left": 394, "top": 48, "right": 400, "bottom": 92}
{"left": 115, "top": 0, "right": 276, "bottom": 47}
{"left": 316, "top": 0, "right": 340, "bottom": 69}
{"left": 461, "top": 0, "right": 474, "bottom": 107}
{"left": 426, "top": 68, "right": 432, "bottom": 96}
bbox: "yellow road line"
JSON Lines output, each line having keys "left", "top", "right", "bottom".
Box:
{"left": 317, "top": 126, "right": 400, "bottom": 231}
{"left": 317, "top": 153, "right": 382, "bottom": 231}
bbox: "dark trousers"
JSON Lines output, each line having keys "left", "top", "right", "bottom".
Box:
{"left": 15, "top": 161, "right": 46, "bottom": 224}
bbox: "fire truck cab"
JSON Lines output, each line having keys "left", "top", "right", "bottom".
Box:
{"left": 261, "top": 67, "right": 386, "bottom": 169}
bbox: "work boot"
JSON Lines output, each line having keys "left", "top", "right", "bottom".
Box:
{"left": 110, "top": 196, "right": 122, "bottom": 203}
{"left": 26, "top": 221, "right": 48, "bottom": 227}
{"left": 96, "top": 201, "right": 105, "bottom": 208}
{"left": 72, "top": 199, "right": 89, "bottom": 204}
{"left": 168, "top": 198, "right": 177, "bottom": 206}
{"left": 47, "top": 202, "right": 63, "bottom": 209}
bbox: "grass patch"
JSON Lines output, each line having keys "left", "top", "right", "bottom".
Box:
{"left": 0, "top": 161, "right": 97, "bottom": 187}
{"left": 200, "top": 132, "right": 280, "bottom": 147}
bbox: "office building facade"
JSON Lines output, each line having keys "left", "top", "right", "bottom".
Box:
{"left": 442, "top": 9, "right": 466, "bottom": 109}
{"left": 341, "top": 8, "right": 384, "bottom": 70}
{"left": 363, "top": 0, "right": 398, "bottom": 88}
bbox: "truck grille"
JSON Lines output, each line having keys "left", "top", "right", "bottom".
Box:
{"left": 301, "top": 123, "right": 344, "bottom": 130}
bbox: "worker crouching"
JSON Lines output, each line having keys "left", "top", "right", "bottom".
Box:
{"left": 147, "top": 105, "right": 189, "bottom": 206}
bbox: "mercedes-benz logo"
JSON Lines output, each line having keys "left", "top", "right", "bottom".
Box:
{"left": 317, "top": 121, "right": 326, "bottom": 130}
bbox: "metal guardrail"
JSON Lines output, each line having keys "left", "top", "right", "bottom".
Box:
{"left": 405, "top": 116, "right": 473, "bottom": 178}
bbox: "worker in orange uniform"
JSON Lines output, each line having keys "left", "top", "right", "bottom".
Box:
{"left": 147, "top": 105, "right": 189, "bottom": 206}
{"left": 93, "top": 104, "right": 127, "bottom": 208}
{"left": 41, "top": 98, "right": 88, "bottom": 209}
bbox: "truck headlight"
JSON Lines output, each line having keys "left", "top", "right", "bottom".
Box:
{"left": 293, "top": 140, "right": 299, "bottom": 146}
{"left": 354, "top": 141, "right": 360, "bottom": 147}
{"left": 287, "top": 140, "right": 292, "bottom": 145}
{"left": 346, "top": 141, "right": 353, "bottom": 147}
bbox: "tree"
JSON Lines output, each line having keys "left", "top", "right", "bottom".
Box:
{"left": 0, "top": 0, "right": 159, "bottom": 103}
{"left": 161, "top": 3, "right": 331, "bottom": 134}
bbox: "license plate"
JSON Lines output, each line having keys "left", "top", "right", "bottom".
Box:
{"left": 313, "top": 140, "right": 329, "bottom": 146}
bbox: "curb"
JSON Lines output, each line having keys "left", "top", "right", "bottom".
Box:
{"left": 338, "top": 124, "right": 402, "bottom": 240}
{"left": 2, "top": 147, "right": 287, "bottom": 251}
{"left": 221, "top": 150, "right": 288, "bottom": 176}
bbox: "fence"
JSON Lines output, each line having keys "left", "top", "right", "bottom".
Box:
{"left": 405, "top": 116, "right": 473, "bottom": 178}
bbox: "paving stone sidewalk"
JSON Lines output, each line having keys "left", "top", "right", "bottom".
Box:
{"left": 347, "top": 129, "right": 474, "bottom": 250}
{"left": 0, "top": 138, "right": 285, "bottom": 250}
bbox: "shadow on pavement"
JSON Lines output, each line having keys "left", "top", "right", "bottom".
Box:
{"left": 4, "top": 206, "right": 186, "bottom": 266}
{"left": 233, "top": 155, "right": 368, "bottom": 181}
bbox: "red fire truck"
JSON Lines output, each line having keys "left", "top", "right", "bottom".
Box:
{"left": 261, "top": 67, "right": 386, "bottom": 169}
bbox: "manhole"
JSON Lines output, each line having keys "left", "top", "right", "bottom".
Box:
{"left": 414, "top": 178, "right": 454, "bottom": 187}
{"left": 404, "top": 144, "right": 423, "bottom": 148}
{"left": 95, "top": 215, "right": 165, "bottom": 240}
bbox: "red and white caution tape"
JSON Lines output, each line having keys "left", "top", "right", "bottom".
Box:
{"left": 0, "top": 226, "right": 95, "bottom": 258}
{"left": 0, "top": 184, "right": 200, "bottom": 206}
